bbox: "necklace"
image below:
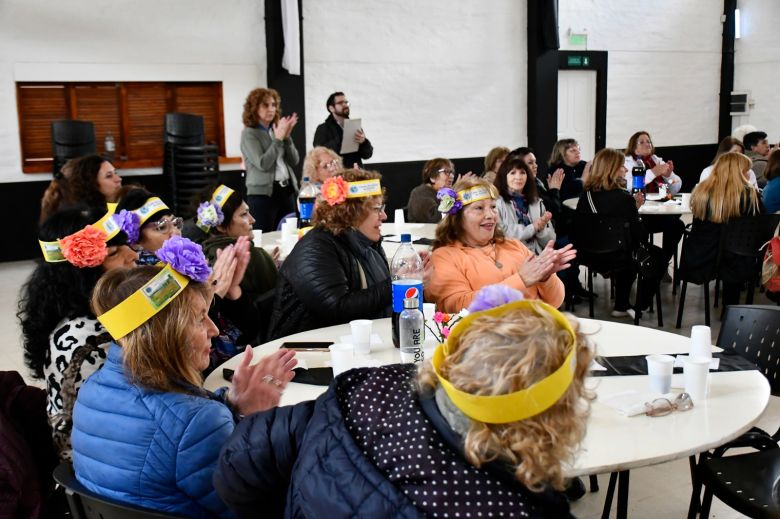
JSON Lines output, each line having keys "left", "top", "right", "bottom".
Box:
{"left": 469, "top": 240, "right": 502, "bottom": 269}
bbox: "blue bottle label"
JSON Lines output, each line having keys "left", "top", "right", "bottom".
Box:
{"left": 392, "top": 279, "right": 423, "bottom": 313}
{"left": 299, "top": 201, "right": 314, "bottom": 220}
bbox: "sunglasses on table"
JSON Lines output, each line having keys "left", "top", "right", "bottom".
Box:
{"left": 644, "top": 392, "right": 694, "bottom": 417}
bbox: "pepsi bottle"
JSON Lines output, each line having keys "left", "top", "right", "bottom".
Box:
{"left": 390, "top": 234, "right": 424, "bottom": 348}
{"left": 631, "top": 159, "right": 646, "bottom": 195}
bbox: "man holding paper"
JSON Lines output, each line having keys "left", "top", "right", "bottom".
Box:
{"left": 313, "top": 91, "right": 374, "bottom": 168}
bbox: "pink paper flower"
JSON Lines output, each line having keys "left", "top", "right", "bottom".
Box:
{"left": 433, "top": 311, "right": 446, "bottom": 323}
{"left": 60, "top": 225, "right": 108, "bottom": 268}
{"left": 441, "top": 326, "right": 451, "bottom": 338}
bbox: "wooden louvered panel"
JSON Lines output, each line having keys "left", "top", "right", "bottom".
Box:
{"left": 74, "top": 84, "right": 122, "bottom": 158}
{"left": 17, "top": 85, "right": 68, "bottom": 164}
{"left": 125, "top": 84, "right": 168, "bottom": 161}
{"left": 173, "top": 84, "right": 223, "bottom": 153}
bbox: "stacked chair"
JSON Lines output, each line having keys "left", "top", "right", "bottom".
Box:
{"left": 51, "top": 120, "right": 96, "bottom": 178}
{"left": 163, "top": 113, "right": 219, "bottom": 219}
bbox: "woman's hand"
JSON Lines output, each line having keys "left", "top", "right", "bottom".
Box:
{"left": 209, "top": 245, "right": 238, "bottom": 299}
{"left": 548, "top": 168, "right": 565, "bottom": 190}
{"left": 651, "top": 163, "right": 671, "bottom": 178}
{"left": 517, "top": 242, "right": 576, "bottom": 286}
{"left": 226, "top": 236, "right": 251, "bottom": 300}
{"left": 419, "top": 250, "right": 434, "bottom": 289}
{"left": 285, "top": 113, "right": 299, "bottom": 139}
{"left": 534, "top": 211, "right": 553, "bottom": 232}
{"left": 634, "top": 192, "right": 645, "bottom": 209}
{"left": 271, "top": 246, "right": 282, "bottom": 268}
{"left": 228, "top": 346, "right": 298, "bottom": 417}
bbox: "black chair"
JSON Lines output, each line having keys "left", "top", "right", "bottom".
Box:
{"left": 687, "top": 305, "right": 780, "bottom": 518}
{"left": 164, "top": 113, "right": 205, "bottom": 146}
{"left": 676, "top": 226, "right": 715, "bottom": 328}
{"left": 53, "top": 462, "right": 183, "bottom": 518}
{"left": 51, "top": 120, "right": 96, "bottom": 178}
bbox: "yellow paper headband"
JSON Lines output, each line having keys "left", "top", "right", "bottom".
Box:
{"left": 346, "top": 179, "right": 382, "bottom": 198}
{"left": 432, "top": 300, "right": 577, "bottom": 424}
{"left": 210, "top": 185, "right": 235, "bottom": 209}
{"left": 457, "top": 186, "right": 493, "bottom": 206}
{"left": 133, "top": 197, "right": 169, "bottom": 226}
{"left": 97, "top": 264, "right": 189, "bottom": 340}
{"left": 38, "top": 206, "right": 120, "bottom": 263}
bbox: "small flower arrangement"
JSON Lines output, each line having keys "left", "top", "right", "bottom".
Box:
{"left": 196, "top": 201, "right": 224, "bottom": 231}
{"left": 155, "top": 236, "right": 212, "bottom": 283}
{"left": 60, "top": 225, "right": 108, "bottom": 268}
{"left": 113, "top": 209, "right": 140, "bottom": 244}
{"left": 425, "top": 309, "right": 469, "bottom": 343}
{"left": 436, "top": 187, "right": 462, "bottom": 215}
{"left": 321, "top": 176, "right": 349, "bottom": 206}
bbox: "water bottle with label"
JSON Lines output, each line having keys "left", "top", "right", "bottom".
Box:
{"left": 399, "top": 296, "right": 424, "bottom": 364}
{"left": 391, "top": 234, "right": 424, "bottom": 348}
{"left": 297, "top": 176, "right": 318, "bottom": 228}
{"left": 631, "top": 158, "right": 646, "bottom": 194}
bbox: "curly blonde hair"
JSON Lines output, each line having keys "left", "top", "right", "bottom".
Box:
{"left": 242, "top": 88, "right": 281, "bottom": 127}
{"left": 303, "top": 146, "right": 342, "bottom": 184}
{"left": 312, "top": 168, "right": 385, "bottom": 235}
{"left": 433, "top": 176, "right": 503, "bottom": 249}
{"left": 418, "top": 307, "right": 594, "bottom": 491}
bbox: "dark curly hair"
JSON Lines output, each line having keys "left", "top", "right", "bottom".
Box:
{"left": 17, "top": 206, "right": 128, "bottom": 379}
{"left": 68, "top": 155, "right": 113, "bottom": 208}
{"left": 312, "top": 169, "right": 385, "bottom": 235}
{"left": 242, "top": 88, "right": 281, "bottom": 127}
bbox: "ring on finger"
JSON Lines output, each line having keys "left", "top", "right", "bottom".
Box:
{"left": 262, "top": 374, "right": 283, "bottom": 387}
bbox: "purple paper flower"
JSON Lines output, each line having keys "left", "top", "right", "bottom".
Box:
{"left": 468, "top": 284, "right": 525, "bottom": 313}
{"left": 112, "top": 210, "right": 140, "bottom": 244}
{"left": 155, "top": 236, "right": 212, "bottom": 283}
{"left": 436, "top": 187, "right": 462, "bottom": 215}
{"left": 196, "top": 201, "right": 224, "bottom": 230}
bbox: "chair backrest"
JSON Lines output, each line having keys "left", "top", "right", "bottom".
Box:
{"left": 164, "top": 113, "right": 204, "bottom": 146}
{"left": 53, "top": 462, "right": 183, "bottom": 519}
{"left": 717, "top": 305, "right": 780, "bottom": 396}
{"left": 721, "top": 214, "right": 780, "bottom": 258}
{"left": 51, "top": 120, "right": 96, "bottom": 177}
{"left": 571, "top": 212, "right": 632, "bottom": 271}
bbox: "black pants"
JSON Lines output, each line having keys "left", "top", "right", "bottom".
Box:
{"left": 248, "top": 183, "right": 297, "bottom": 232}
{"left": 641, "top": 215, "right": 685, "bottom": 262}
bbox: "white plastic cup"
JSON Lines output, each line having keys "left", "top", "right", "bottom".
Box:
{"left": 646, "top": 354, "right": 675, "bottom": 394}
{"left": 329, "top": 343, "right": 354, "bottom": 376}
{"left": 683, "top": 357, "right": 711, "bottom": 402}
{"left": 690, "top": 325, "right": 712, "bottom": 362}
{"left": 281, "top": 233, "right": 297, "bottom": 256}
{"left": 422, "top": 303, "right": 436, "bottom": 321}
{"left": 394, "top": 209, "right": 405, "bottom": 225}
{"left": 350, "top": 319, "right": 373, "bottom": 355}
{"left": 681, "top": 193, "right": 692, "bottom": 209}
{"left": 252, "top": 229, "right": 263, "bottom": 246}
{"left": 284, "top": 217, "right": 298, "bottom": 232}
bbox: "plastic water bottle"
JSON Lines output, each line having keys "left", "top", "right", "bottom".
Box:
{"left": 391, "top": 234, "right": 424, "bottom": 348}
{"left": 104, "top": 132, "right": 116, "bottom": 162}
{"left": 631, "top": 158, "right": 645, "bottom": 194}
{"left": 399, "top": 296, "right": 424, "bottom": 364}
{"left": 297, "top": 176, "right": 318, "bottom": 227}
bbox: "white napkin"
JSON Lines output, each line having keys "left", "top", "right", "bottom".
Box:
{"left": 598, "top": 390, "right": 678, "bottom": 417}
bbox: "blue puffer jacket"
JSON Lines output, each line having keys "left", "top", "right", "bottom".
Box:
{"left": 72, "top": 344, "right": 235, "bottom": 518}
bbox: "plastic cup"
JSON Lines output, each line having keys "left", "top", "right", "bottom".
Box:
{"left": 690, "top": 325, "right": 712, "bottom": 362}
{"left": 281, "top": 233, "right": 297, "bottom": 256}
{"left": 284, "top": 217, "right": 298, "bottom": 232}
{"left": 422, "top": 303, "right": 436, "bottom": 321}
{"left": 329, "top": 343, "right": 354, "bottom": 376}
{"left": 681, "top": 193, "right": 692, "bottom": 209}
{"left": 646, "top": 354, "right": 675, "bottom": 394}
{"left": 350, "top": 320, "right": 372, "bottom": 355}
{"left": 394, "top": 209, "right": 405, "bottom": 225}
{"left": 683, "top": 357, "right": 711, "bottom": 402}
{"left": 252, "top": 229, "right": 263, "bottom": 246}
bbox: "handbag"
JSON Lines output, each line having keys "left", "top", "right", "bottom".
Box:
{"left": 761, "top": 235, "right": 780, "bottom": 293}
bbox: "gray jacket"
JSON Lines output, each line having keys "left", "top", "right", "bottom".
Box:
{"left": 495, "top": 196, "right": 556, "bottom": 254}
{"left": 241, "top": 126, "right": 300, "bottom": 196}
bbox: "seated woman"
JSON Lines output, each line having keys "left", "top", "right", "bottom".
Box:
{"left": 40, "top": 155, "right": 122, "bottom": 223}
{"left": 547, "top": 138, "right": 587, "bottom": 200}
{"left": 482, "top": 146, "right": 509, "bottom": 183}
{"left": 763, "top": 149, "right": 780, "bottom": 213}
{"left": 426, "top": 177, "right": 570, "bottom": 313}
{"left": 215, "top": 285, "right": 592, "bottom": 518}
{"left": 18, "top": 206, "right": 138, "bottom": 459}
{"left": 268, "top": 169, "right": 395, "bottom": 338}
{"left": 72, "top": 249, "right": 297, "bottom": 517}
{"left": 699, "top": 136, "right": 758, "bottom": 188}
{"left": 680, "top": 152, "right": 764, "bottom": 306}
{"left": 577, "top": 148, "right": 649, "bottom": 318}
{"left": 494, "top": 155, "right": 556, "bottom": 254}
{"left": 114, "top": 188, "right": 183, "bottom": 264}
{"left": 406, "top": 158, "right": 454, "bottom": 223}
{"left": 302, "top": 146, "right": 342, "bottom": 187}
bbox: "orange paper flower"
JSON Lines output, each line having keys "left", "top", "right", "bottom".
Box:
{"left": 321, "top": 176, "right": 349, "bottom": 206}
{"left": 60, "top": 225, "right": 108, "bottom": 268}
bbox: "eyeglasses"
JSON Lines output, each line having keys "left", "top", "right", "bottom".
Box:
{"left": 644, "top": 392, "right": 694, "bottom": 417}
{"left": 148, "top": 216, "right": 183, "bottom": 234}
{"left": 566, "top": 146, "right": 582, "bottom": 152}
{"left": 370, "top": 204, "right": 386, "bottom": 215}
{"left": 320, "top": 159, "right": 338, "bottom": 170}
{"left": 437, "top": 168, "right": 455, "bottom": 176}
{"left": 335, "top": 100, "right": 350, "bottom": 106}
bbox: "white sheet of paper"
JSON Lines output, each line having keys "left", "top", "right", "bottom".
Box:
{"left": 340, "top": 118, "right": 362, "bottom": 154}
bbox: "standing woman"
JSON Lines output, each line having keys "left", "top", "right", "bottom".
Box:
{"left": 494, "top": 156, "right": 555, "bottom": 254}
{"left": 17, "top": 206, "right": 138, "bottom": 459}
{"left": 406, "top": 158, "right": 454, "bottom": 223}
{"left": 241, "top": 88, "right": 300, "bottom": 232}
{"left": 547, "top": 138, "right": 587, "bottom": 200}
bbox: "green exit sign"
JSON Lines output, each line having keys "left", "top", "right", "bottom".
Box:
{"left": 567, "top": 55, "right": 590, "bottom": 67}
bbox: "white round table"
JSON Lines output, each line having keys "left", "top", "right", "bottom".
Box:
{"left": 563, "top": 196, "right": 692, "bottom": 215}
{"left": 203, "top": 318, "right": 769, "bottom": 478}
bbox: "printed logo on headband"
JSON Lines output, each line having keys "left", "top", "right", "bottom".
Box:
{"left": 93, "top": 211, "right": 121, "bottom": 241}
{"left": 39, "top": 241, "right": 66, "bottom": 263}
{"left": 346, "top": 179, "right": 383, "bottom": 198}
{"left": 458, "top": 186, "right": 492, "bottom": 206}
{"left": 134, "top": 197, "right": 169, "bottom": 225}
{"left": 142, "top": 268, "right": 186, "bottom": 310}
{"left": 210, "top": 185, "right": 235, "bottom": 209}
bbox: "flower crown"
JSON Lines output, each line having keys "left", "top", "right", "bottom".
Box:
{"left": 321, "top": 176, "right": 382, "bottom": 206}
{"left": 196, "top": 185, "right": 235, "bottom": 233}
{"left": 112, "top": 197, "right": 170, "bottom": 245}
{"left": 39, "top": 208, "right": 121, "bottom": 268}
{"left": 97, "top": 235, "right": 212, "bottom": 340}
{"left": 431, "top": 284, "right": 577, "bottom": 424}
{"left": 436, "top": 185, "right": 493, "bottom": 215}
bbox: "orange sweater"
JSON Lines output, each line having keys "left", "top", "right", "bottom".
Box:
{"left": 425, "top": 240, "right": 565, "bottom": 313}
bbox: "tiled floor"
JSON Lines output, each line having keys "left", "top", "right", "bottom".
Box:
{"left": 2, "top": 255, "right": 777, "bottom": 518}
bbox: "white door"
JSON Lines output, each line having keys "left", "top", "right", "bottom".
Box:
{"left": 557, "top": 70, "right": 597, "bottom": 161}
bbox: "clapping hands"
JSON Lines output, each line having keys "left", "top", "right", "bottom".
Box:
{"left": 273, "top": 112, "right": 299, "bottom": 140}
{"left": 517, "top": 241, "right": 576, "bottom": 287}
{"left": 228, "top": 346, "right": 298, "bottom": 416}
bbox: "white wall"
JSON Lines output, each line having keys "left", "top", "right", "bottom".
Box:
{"left": 0, "top": 0, "right": 267, "bottom": 183}
{"left": 733, "top": 0, "right": 780, "bottom": 140}
{"left": 302, "top": 0, "right": 527, "bottom": 164}
{"left": 558, "top": 0, "right": 724, "bottom": 149}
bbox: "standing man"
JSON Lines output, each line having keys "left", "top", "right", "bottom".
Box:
{"left": 313, "top": 92, "right": 373, "bottom": 168}
{"left": 743, "top": 131, "right": 771, "bottom": 188}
